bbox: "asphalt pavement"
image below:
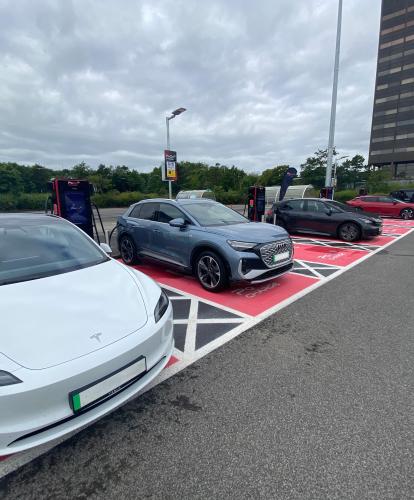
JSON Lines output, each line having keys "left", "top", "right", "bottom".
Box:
{"left": 1, "top": 232, "right": 413, "bottom": 500}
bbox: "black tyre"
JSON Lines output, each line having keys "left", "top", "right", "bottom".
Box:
{"left": 195, "top": 251, "right": 228, "bottom": 292}
{"left": 338, "top": 222, "right": 361, "bottom": 242}
{"left": 119, "top": 235, "right": 139, "bottom": 265}
{"left": 400, "top": 208, "right": 414, "bottom": 220}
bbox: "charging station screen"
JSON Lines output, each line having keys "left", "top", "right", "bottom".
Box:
{"left": 64, "top": 191, "right": 89, "bottom": 225}
{"left": 55, "top": 180, "right": 94, "bottom": 238}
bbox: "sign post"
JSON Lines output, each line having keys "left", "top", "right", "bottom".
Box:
{"left": 163, "top": 150, "right": 177, "bottom": 198}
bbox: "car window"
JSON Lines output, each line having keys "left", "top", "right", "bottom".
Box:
{"left": 0, "top": 217, "right": 108, "bottom": 286}
{"left": 139, "top": 202, "right": 159, "bottom": 221}
{"left": 283, "top": 200, "right": 305, "bottom": 210}
{"left": 361, "top": 197, "right": 379, "bottom": 202}
{"left": 129, "top": 205, "right": 141, "bottom": 218}
{"left": 306, "top": 200, "right": 325, "bottom": 213}
{"left": 377, "top": 197, "right": 393, "bottom": 203}
{"left": 158, "top": 203, "right": 187, "bottom": 224}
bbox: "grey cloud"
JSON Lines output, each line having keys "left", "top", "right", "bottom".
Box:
{"left": 0, "top": 0, "right": 380, "bottom": 171}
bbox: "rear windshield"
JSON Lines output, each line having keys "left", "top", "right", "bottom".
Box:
{"left": 0, "top": 217, "right": 108, "bottom": 286}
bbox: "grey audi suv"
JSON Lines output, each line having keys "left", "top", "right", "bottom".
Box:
{"left": 117, "top": 199, "right": 293, "bottom": 292}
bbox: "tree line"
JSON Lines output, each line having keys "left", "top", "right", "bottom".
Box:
{"left": 0, "top": 151, "right": 395, "bottom": 210}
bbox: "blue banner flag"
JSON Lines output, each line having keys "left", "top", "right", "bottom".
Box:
{"left": 279, "top": 167, "right": 297, "bottom": 201}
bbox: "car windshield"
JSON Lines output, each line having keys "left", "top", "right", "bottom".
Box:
{"left": 0, "top": 216, "right": 108, "bottom": 286}
{"left": 183, "top": 202, "right": 248, "bottom": 226}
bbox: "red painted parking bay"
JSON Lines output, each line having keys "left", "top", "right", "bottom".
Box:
{"left": 131, "top": 263, "right": 315, "bottom": 316}
{"left": 293, "top": 243, "right": 368, "bottom": 266}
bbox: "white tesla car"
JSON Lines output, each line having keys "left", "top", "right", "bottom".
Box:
{"left": 0, "top": 214, "right": 173, "bottom": 455}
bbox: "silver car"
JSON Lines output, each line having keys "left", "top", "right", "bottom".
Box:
{"left": 118, "top": 199, "right": 294, "bottom": 292}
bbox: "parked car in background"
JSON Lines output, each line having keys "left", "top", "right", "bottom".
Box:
{"left": 390, "top": 189, "right": 414, "bottom": 203}
{"left": 267, "top": 198, "right": 382, "bottom": 242}
{"left": 346, "top": 196, "right": 414, "bottom": 219}
{"left": 118, "top": 199, "right": 293, "bottom": 292}
{"left": 0, "top": 214, "right": 173, "bottom": 455}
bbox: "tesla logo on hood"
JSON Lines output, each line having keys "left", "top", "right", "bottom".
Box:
{"left": 90, "top": 333, "right": 103, "bottom": 343}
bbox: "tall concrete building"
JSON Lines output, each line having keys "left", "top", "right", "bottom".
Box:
{"left": 369, "top": 0, "right": 414, "bottom": 178}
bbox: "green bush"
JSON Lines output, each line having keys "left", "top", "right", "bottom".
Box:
{"left": 0, "top": 193, "right": 48, "bottom": 211}
{"left": 334, "top": 189, "right": 358, "bottom": 203}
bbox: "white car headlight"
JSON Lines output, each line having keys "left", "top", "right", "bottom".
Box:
{"left": 0, "top": 370, "right": 22, "bottom": 386}
{"left": 154, "top": 290, "right": 169, "bottom": 323}
{"left": 227, "top": 240, "right": 257, "bottom": 252}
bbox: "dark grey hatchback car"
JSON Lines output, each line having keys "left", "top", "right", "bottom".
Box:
{"left": 117, "top": 199, "right": 293, "bottom": 292}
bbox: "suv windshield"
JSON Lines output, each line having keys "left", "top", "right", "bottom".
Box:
{"left": 0, "top": 216, "right": 108, "bottom": 286}
{"left": 184, "top": 202, "right": 248, "bottom": 226}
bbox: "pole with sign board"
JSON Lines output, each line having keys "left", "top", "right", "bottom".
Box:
{"left": 165, "top": 108, "right": 186, "bottom": 199}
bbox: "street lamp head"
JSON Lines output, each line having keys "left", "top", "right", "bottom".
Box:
{"left": 172, "top": 107, "right": 186, "bottom": 116}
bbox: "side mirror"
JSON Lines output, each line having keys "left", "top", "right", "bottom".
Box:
{"left": 169, "top": 217, "right": 186, "bottom": 229}
{"left": 326, "top": 208, "right": 333, "bottom": 216}
{"left": 100, "top": 243, "right": 112, "bottom": 255}
{"left": 393, "top": 201, "right": 398, "bottom": 205}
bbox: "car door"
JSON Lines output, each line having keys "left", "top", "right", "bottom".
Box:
{"left": 152, "top": 203, "right": 192, "bottom": 266}
{"left": 276, "top": 199, "right": 306, "bottom": 232}
{"left": 356, "top": 196, "right": 380, "bottom": 214}
{"left": 376, "top": 196, "right": 399, "bottom": 216}
{"left": 301, "top": 200, "right": 334, "bottom": 234}
{"left": 130, "top": 202, "right": 159, "bottom": 253}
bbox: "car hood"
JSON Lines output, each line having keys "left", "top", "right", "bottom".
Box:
{"left": 352, "top": 211, "right": 382, "bottom": 221}
{"left": 206, "top": 222, "right": 290, "bottom": 243}
{"left": 0, "top": 260, "right": 148, "bottom": 370}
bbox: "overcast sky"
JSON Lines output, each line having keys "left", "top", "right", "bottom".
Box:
{"left": 0, "top": 0, "right": 381, "bottom": 173}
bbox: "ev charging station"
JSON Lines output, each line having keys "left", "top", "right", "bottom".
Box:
{"left": 246, "top": 186, "right": 266, "bottom": 222}
{"left": 46, "top": 178, "right": 105, "bottom": 242}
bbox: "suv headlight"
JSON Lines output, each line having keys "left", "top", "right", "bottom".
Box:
{"left": 0, "top": 371, "right": 22, "bottom": 386}
{"left": 154, "top": 290, "right": 169, "bottom": 323}
{"left": 360, "top": 218, "right": 374, "bottom": 224}
{"left": 227, "top": 240, "right": 257, "bottom": 252}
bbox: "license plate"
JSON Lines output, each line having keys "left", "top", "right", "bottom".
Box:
{"left": 272, "top": 251, "right": 290, "bottom": 263}
{"left": 70, "top": 356, "right": 146, "bottom": 414}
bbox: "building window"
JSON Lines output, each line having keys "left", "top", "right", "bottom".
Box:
{"left": 382, "top": 9, "right": 406, "bottom": 21}
{"left": 402, "top": 77, "right": 414, "bottom": 84}
{"left": 381, "top": 23, "right": 405, "bottom": 35}
{"left": 397, "top": 119, "right": 414, "bottom": 126}
{"left": 378, "top": 67, "right": 402, "bottom": 76}
{"left": 394, "top": 147, "right": 414, "bottom": 153}
{"left": 400, "top": 91, "right": 414, "bottom": 99}
{"left": 379, "top": 52, "right": 402, "bottom": 63}
{"left": 403, "top": 63, "right": 414, "bottom": 71}
{"left": 406, "top": 34, "right": 414, "bottom": 42}
{"left": 371, "top": 136, "right": 395, "bottom": 143}
{"left": 396, "top": 132, "right": 414, "bottom": 140}
{"left": 375, "top": 95, "right": 398, "bottom": 104}
{"left": 380, "top": 38, "right": 404, "bottom": 49}
{"left": 373, "top": 108, "right": 397, "bottom": 117}
{"left": 373, "top": 122, "right": 396, "bottom": 130}
{"left": 370, "top": 149, "right": 393, "bottom": 155}
{"left": 399, "top": 104, "right": 414, "bottom": 113}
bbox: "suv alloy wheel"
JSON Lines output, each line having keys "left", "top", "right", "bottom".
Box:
{"left": 195, "top": 251, "right": 228, "bottom": 292}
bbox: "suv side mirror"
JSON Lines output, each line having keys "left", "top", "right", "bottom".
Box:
{"left": 326, "top": 208, "right": 333, "bottom": 216}
{"left": 169, "top": 217, "right": 186, "bottom": 228}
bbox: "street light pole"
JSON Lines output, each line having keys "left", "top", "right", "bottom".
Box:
{"left": 165, "top": 107, "right": 186, "bottom": 199}
{"left": 325, "top": 0, "right": 343, "bottom": 191}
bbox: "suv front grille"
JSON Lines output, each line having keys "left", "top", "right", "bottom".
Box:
{"left": 260, "top": 239, "right": 292, "bottom": 268}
